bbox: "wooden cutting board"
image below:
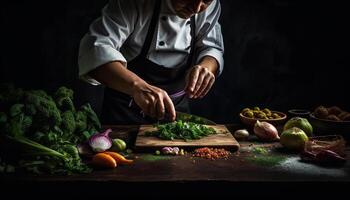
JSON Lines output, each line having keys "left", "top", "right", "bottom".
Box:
{"left": 135, "top": 125, "right": 240, "bottom": 152}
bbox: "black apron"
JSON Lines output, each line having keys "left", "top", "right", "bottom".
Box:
{"left": 101, "top": 0, "right": 196, "bottom": 125}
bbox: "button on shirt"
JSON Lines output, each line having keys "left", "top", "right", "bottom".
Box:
{"left": 78, "top": 0, "right": 224, "bottom": 85}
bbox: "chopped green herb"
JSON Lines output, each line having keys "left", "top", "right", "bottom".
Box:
{"left": 145, "top": 120, "right": 216, "bottom": 141}
{"left": 252, "top": 147, "right": 269, "bottom": 155}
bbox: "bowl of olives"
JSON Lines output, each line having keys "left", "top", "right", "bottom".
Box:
{"left": 239, "top": 107, "right": 287, "bottom": 127}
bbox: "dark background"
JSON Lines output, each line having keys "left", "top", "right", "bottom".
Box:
{"left": 1, "top": 0, "right": 349, "bottom": 124}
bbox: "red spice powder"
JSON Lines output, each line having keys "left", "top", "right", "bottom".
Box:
{"left": 192, "top": 147, "right": 231, "bottom": 160}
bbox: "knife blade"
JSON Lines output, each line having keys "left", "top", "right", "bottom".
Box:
{"left": 175, "top": 111, "right": 217, "bottom": 125}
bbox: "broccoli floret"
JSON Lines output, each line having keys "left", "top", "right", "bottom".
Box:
{"left": 4, "top": 113, "right": 32, "bottom": 137}
{"left": 28, "top": 90, "right": 53, "bottom": 101}
{"left": 25, "top": 104, "right": 37, "bottom": 115}
{"left": 23, "top": 115, "right": 33, "bottom": 130}
{"left": 9, "top": 104, "right": 24, "bottom": 117}
{"left": 25, "top": 90, "right": 62, "bottom": 128}
{"left": 74, "top": 111, "right": 87, "bottom": 133}
{"left": 57, "top": 97, "right": 75, "bottom": 112}
{"left": 61, "top": 111, "right": 76, "bottom": 135}
{"left": 54, "top": 86, "right": 73, "bottom": 100}
{"left": 54, "top": 87, "right": 75, "bottom": 112}
{"left": 80, "top": 103, "right": 101, "bottom": 131}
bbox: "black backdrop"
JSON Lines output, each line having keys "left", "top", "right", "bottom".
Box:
{"left": 1, "top": 0, "right": 349, "bottom": 123}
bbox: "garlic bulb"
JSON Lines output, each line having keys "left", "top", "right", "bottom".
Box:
{"left": 253, "top": 120, "right": 280, "bottom": 141}
{"left": 234, "top": 129, "right": 249, "bottom": 140}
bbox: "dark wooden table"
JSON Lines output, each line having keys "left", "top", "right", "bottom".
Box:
{"left": 2, "top": 125, "right": 350, "bottom": 198}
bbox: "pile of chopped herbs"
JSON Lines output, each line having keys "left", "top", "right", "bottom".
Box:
{"left": 0, "top": 84, "right": 101, "bottom": 174}
{"left": 145, "top": 120, "right": 216, "bottom": 141}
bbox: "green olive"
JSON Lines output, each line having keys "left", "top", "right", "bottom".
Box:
{"left": 253, "top": 106, "right": 260, "bottom": 111}
{"left": 242, "top": 108, "right": 251, "bottom": 113}
{"left": 256, "top": 112, "right": 267, "bottom": 119}
{"left": 262, "top": 108, "right": 272, "bottom": 115}
{"left": 243, "top": 111, "right": 254, "bottom": 118}
{"left": 272, "top": 113, "right": 281, "bottom": 119}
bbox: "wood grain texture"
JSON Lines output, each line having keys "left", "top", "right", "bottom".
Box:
{"left": 135, "top": 125, "right": 240, "bottom": 151}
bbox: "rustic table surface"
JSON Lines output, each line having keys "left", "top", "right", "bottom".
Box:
{"left": 2, "top": 125, "right": 349, "bottom": 197}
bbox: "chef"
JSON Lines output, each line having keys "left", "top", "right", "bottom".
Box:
{"left": 78, "top": 0, "right": 224, "bottom": 124}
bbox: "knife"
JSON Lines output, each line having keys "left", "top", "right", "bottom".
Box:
{"left": 165, "top": 90, "right": 217, "bottom": 125}
{"left": 175, "top": 111, "right": 217, "bottom": 125}
{"left": 160, "top": 110, "right": 216, "bottom": 125}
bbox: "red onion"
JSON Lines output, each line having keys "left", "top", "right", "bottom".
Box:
{"left": 253, "top": 120, "right": 280, "bottom": 141}
{"left": 89, "top": 129, "right": 113, "bottom": 152}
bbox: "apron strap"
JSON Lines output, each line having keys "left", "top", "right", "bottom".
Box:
{"left": 187, "top": 15, "right": 196, "bottom": 67}
{"left": 139, "top": 0, "right": 161, "bottom": 58}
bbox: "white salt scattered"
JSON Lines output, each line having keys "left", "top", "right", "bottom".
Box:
{"left": 276, "top": 156, "right": 347, "bottom": 177}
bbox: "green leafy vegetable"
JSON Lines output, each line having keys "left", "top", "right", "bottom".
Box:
{"left": 145, "top": 120, "right": 216, "bottom": 141}
{"left": 0, "top": 84, "right": 100, "bottom": 174}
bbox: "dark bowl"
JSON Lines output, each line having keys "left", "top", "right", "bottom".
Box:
{"left": 309, "top": 113, "right": 350, "bottom": 140}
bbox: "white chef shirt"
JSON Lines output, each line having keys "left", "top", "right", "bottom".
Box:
{"left": 78, "top": 0, "right": 224, "bottom": 85}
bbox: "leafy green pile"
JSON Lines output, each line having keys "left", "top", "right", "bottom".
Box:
{"left": 0, "top": 84, "right": 101, "bottom": 174}
{"left": 145, "top": 120, "right": 216, "bottom": 141}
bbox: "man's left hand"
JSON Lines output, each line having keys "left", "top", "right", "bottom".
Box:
{"left": 185, "top": 65, "right": 216, "bottom": 99}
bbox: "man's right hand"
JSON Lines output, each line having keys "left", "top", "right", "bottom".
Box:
{"left": 89, "top": 61, "right": 176, "bottom": 121}
{"left": 131, "top": 82, "right": 176, "bottom": 121}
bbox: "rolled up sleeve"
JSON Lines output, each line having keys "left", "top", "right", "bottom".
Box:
{"left": 78, "top": 0, "right": 136, "bottom": 85}
{"left": 195, "top": 0, "right": 224, "bottom": 76}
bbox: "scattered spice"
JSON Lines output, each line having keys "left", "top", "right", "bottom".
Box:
{"left": 192, "top": 147, "right": 231, "bottom": 160}
{"left": 246, "top": 155, "right": 286, "bottom": 167}
{"left": 139, "top": 154, "right": 172, "bottom": 162}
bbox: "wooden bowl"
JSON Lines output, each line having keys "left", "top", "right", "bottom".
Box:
{"left": 309, "top": 113, "right": 350, "bottom": 140}
{"left": 239, "top": 111, "right": 287, "bottom": 127}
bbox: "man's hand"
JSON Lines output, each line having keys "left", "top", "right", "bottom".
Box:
{"left": 132, "top": 82, "right": 176, "bottom": 121}
{"left": 185, "top": 64, "right": 216, "bottom": 99}
{"left": 89, "top": 61, "right": 176, "bottom": 121}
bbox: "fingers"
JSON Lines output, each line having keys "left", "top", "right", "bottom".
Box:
{"left": 192, "top": 69, "right": 206, "bottom": 96}
{"left": 186, "top": 65, "right": 215, "bottom": 99}
{"left": 155, "top": 92, "right": 165, "bottom": 120}
{"left": 163, "top": 94, "right": 176, "bottom": 121}
{"left": 199, "top": 76, "right": 215, "bottom": 98}
{"left": 136, "top": 87, "right": 174, "bottom": 120}
{"left": 185, "top": 65, "right": 200, "bottom": 96}
{"left": 142, "top": 93, "right": 156, "bottom": 118}
{"left": 194, "top": 72, "right": 215, "bottom": 98}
